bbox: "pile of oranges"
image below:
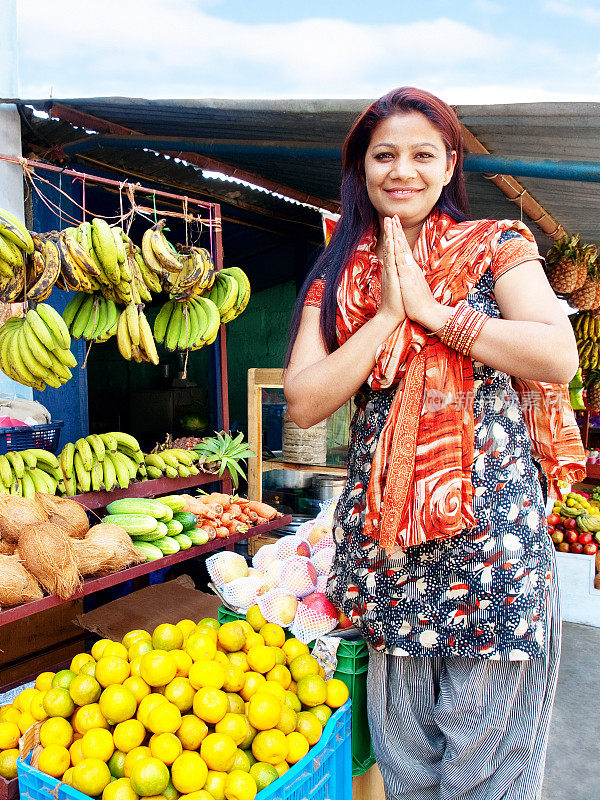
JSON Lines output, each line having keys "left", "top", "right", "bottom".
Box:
{"left": 0, "top": 604, "right": 349, "bottom": 800}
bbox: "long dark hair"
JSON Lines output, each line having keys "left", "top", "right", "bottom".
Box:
{"left": 285, "top": 87, "right": 470, "bottom": 363}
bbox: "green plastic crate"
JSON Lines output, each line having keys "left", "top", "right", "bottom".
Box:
{"left": 217, "top": 605, "right": 375, "bottom": 776}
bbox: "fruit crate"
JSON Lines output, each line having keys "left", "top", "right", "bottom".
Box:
{"left": 17, "top": 701, "right": 352, "bottom": 800}
{"left": 0, "top": 421, "right": 64, "bottom": 454}
{"left": 218, "top": 605, "right": 375, "bottom": 776}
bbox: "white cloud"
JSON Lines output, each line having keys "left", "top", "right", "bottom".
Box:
{"left": 543, "top": 1, "right": 600, "bottom": 24}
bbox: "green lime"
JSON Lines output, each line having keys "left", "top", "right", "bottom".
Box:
{"left": 198, "top": 617, "right": 220, "bottom": 631}
{"left": 52, "top": 669, "right": 77, "bottom": 689}
{"left": 107, "top": 750, "right": 126, "bottom": 779}
{"left": 250, "top": 762, "right": 279, "bottom": 791}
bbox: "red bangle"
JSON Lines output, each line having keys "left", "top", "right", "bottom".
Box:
{"left": 440, "top": 301, "right": 489, "bottom": 356}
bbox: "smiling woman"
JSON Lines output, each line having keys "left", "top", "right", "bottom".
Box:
{"left": 283, "top": 86, "right": 585, "bottom": 800}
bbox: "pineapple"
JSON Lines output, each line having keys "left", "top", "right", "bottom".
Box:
{"left": 546, "top": 234, "right": 586, "bottom": 294}
{"left": 567, "top": 243, "right": 600, "bottom": 310}
{"left": 586, "top": 371, "right": 600, "bottom": 412}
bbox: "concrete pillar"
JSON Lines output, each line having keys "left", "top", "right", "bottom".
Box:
{"left": 0, "top": 0, "right": 32, "bottom": 400}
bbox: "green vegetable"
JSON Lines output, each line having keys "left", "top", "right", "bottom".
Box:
{"left": 173, "top": 512, "right": 199, "bottom": 532}
{"left": 153, "top": 536, "right": 181, "bottom": 555}
{"left": 174, "top": 533, "right": 192, "bottom": 550}
{"left": 133, "top": 541, "right": 164, "bottom": 562}
{"left": 187, "top": 527, "right": 210, "bottom": 546}
{"left": 157, "top": 495, "right": 187, "bottom": 513}
{"left": 102, "top": 514, "right": 158, "bottom": 536}
{"left": 166, "top": 519, "right": 184, "bottom": 536}
{"left": 106, "top": 498, "right": 171, "bottom": 519}
{"left": 158, "top": 505, "right": 174, "bottom": 523}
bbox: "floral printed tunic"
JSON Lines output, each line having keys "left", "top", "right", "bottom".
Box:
{"left": 319, "top": 232, "right": 556, "bottom": 659}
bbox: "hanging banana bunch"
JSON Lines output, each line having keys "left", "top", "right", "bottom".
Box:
{"left": 116, "top": 303, "right": 160, "bottom": 365}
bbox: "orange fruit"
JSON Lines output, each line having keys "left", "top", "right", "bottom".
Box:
{"left": 266, "top": 665, "right": 291, "bottom": 690}
{"left": 170, "top": 649, "right": 193, "bottom": 678}
{"left": 122, "top": 629, "right": 152, "bottom": 649}
{"left": 239, "top": 672, "right": 266, "bottom": 702}
{"left": 163, "top": 677, "right": 195, "bottom": 712}
{"left": 175, "top": 619, "right": 196, "bottom": 639}
{"left": 232, "top": 748, "right": 251, "bottom": 772}
{"left": 147, "top": 701, "right": 182, "bottom": 735}
{"left": 228, "top": 652, "right": 249, "bottom": 672}
{"left": 247, "top": 692, "right": 281, "bottom": 731}
{"left": 102, "top": 642, "right": 129, "bottom": 661}
{"left": 91, "top": 639, "right": 113, "bottom": 660}
{"left": 276, "top": 705, "right": 298, "bottom": 736}
{"left": 113, "top": 719, "right": 146, "bottom": 753}
{"left": 226, "top": 693, "right": 245, "bottom": 715}
{"left": 192, "top": 687, "right": 228, "bottom": 725}
{"left": 70, "top": 652, "right": 95, "bottom": 674}
{"left": 129, "top": 658, "right": 143, "bottom": 678}
{"left": 272, "top": 648, "right": 286, "bottom": 666}
{"left": 35, "top": 671, "right": 55, "bottom": 691}
{"left": 103, "top": 776, "right": 139, "bottom": 800}
{"left": 170, "top": 751, "right": 208, "bottom": 794}
{"left": 129, "top": 639, "right": 154, "bottom": 661}
{"left": 259, "top": 623, "right": 285, "bottom": 648}
{"left": 239, "top": 717, "right": 258, "bottom": 751}
{"left": 245, "top": 605, "right": 267, "bottom": 632}
{"left": 200, "top": 732, "right": 237, "bottom": 772}
{"left": 0, "top": 722, "right": 20, "bottom": 750}
{"left": 285, "top": 731, "right": 309, "bottom": 764}
{"left": 72, "top": 757, "right": 112, "bottom": 796}
{"left": 100, "top": 685, "right": 138, "bottom": 725}
{"left": 149, "top": 732, "right": 183, "bottom": 766}
{"left": 289, "top": 654, "right": 319, "bottom": 683}
{"left": 273, "top": 760, "right": 289, "bottom": 778}
{"left": 37, "top": 744, "right": 70, "bottom": 778}
{"left": 72, "top": 702, "right": 109, "bottom": 734}
{"left": 217, "top": 622, "right": 246, "bottom": 653}
{"left": 15, "top": 687, "right": 39, "bottom": 714}
{"left": 296, "top": 674, "right": 327, "bottom": 708}
{"left": 202, "top": 771, "right": 227, "bottom": 799}
{"left": 123, "top": 676, "right": 151, "bottom": 705}
{"left": 249, "top": 762, "right": 278, "bottom": 792}
{"left": 214, "top": 713, "right": 247, "bottom": 746}
{"left": 42, "top": 687, "right": 75, "bottom": 718}
{"left": 246, "top": 646, "right": 276, "bottom": 675}
{"left": 17, "top": 712, "right": 36, "bottom": 735}
{"left": 242, "top": 632, "right": 265, "bottom": 654}
{"left": 222, "top": 665, "right": 245, "bottom": 693}
{"left": 152, "top": 624, "right": 184, "bottom": 652}
{"left": 69, "top": 738, "right": 83, "bottom": 767}
{"left": 185, "top": 632, "right": 217, "bottom": 662}
{"left": 30, "top": 693, "right": 48, "bottom": 722}
{"left": 195, "top": 624, "right": 218, "bottom": 644}
{"left": 137, "top": 694, "right": 169, "bottom": 728}
{"left": 95, "top": 657, "right": 130, "bottom": 687}
{"left": 123, "top": 746, "right": 152, "bottom": 778}
{"left": 284, "top": 691, "right": 301, "bottom": 713}
{"left": 262, "top": 681, "right": 286, "bottom": 704}
{"left": 0, "top": 706, "right": 20, "bottom": 724}
{"left": 70, "top": 674, "right": 102, "bottom": 706}
{"left": 129, "top": 757, "right": 170, "bottom": 797}
{"left": 224, "top": 769, "right": 257, "bottom": 800}
{"left": 51, "top": 670, "right": 76, "bottom": 690}
{"left": 251, "top": 729, "right": 288, "bottom": 766}
{"left": 80, "top": 661, "right": 97, "bottom": 678}
{"left": 108, "top": 749, "right": 127, "bottom": 779}
{"left": 213, "top": 651, "right": 230, "bottom": 669}
{"left": 197, "top": 617, "right": 220, "bottom": 632}
{"left": 281, "top": 639, "right": 309, "bottom": 667}
{"left": 0, "top": 749, "right": 19, "bottom": 780}
{"left": 176, "top": 715, "right": 208, "bottom": 750}
{"left": 81, "top": 728, "right": 115, "bottom": 762}
{"left": 309, "top": 704, "right": 332, "bottom": 728}
{"left": 325, "top": 678, "right": 349, "bottom": 708}
{"left": 140, "top": 651, "right": 177, "bottom": 688}
{"left": 295, "top": 711, "right": 322, "bottom": 745}
{"left": 189, "top": 660, "right": 225, "bottom": 690}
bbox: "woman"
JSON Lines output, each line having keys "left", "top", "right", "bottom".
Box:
{"left": 284, "top": 87, "right": 585, "bottom": 800}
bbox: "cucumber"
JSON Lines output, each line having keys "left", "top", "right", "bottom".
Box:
{"left": 158, "top": 495, "right": 187, "bottom": 513}
{"left": 153, "top": 536, "right": 181, "bottom": 555}
{"left": 106, "top": 497, "right": 171, "bottom": 519}
{"left": 188, "top": 527, "right": 210, "bottom": 546}
{"left": 174, "top": 533, "right": 192, "bottom": 550}
{"left": 133, "top": 541, "right": 164, "bottom": 562}
{"left": 101, "top": 513, "right": 158, "bottom": 536}
{"left": 172, "top": 512, "right": 199, "bottom": 531}
{"left": 130, "top": 528, "right": 166, "bottom": 543}
{"left": 158, "top": 505, "right": 174, "bottom": 523}
{"left": 154, "top": 521, "right": 169, "bottom": 537}
{"left": 166, "top": 519, "right": 184, "bottom": 536}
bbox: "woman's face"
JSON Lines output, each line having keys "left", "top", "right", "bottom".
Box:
{"left": 364, "top": 112, "right": 457, "bottom": 232}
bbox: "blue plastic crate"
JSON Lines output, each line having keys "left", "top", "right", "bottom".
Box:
{"left": 18, "top": 701, "right": 352, "bottom": 800}
{"left": 0, "top": 422, "right": 63, "bottom": 454}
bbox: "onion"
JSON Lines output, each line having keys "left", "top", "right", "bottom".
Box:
{"left": 18, "top": 522, "right": 81, "bottom": 599}
{"left": 0, "top": 496, "right": 49, "bottom": 543}
{"left": 0, "top": 554, "right": 43, "bottom": 606}
{"left": 72, "top": 523, "right": 145, "bottom": 577}
{"left": 35, "top": 493, "right": 89, "bottom": 539}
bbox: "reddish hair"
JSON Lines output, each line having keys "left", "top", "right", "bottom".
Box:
{"left": 286, "top": 87, "right": 470, "bottom": 361}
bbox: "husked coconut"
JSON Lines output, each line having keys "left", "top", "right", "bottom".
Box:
{"left": 0, "top": 496, "right": 49, "bottom": 543}
{"left": 35, "top": 492, "right": 90, "bottom": 539}
{"left": 18, "top": 522, "right": 81, "bottom": 599}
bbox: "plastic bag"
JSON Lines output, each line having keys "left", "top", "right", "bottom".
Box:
{"left": 315, "top": 498, "right": 338, "bottom": 527}
{"left": 290, "top": 600, "right": 339, "bottom": 644}
{"left": 257, "top": 588, "right": 298, "bottom": 627}
{"left": 205, "top": 551, "right": 248, "bottom": 586}
{"left": 279, "top": 555, "right": 317, "bottom": 598}
{"left": 221, "top": 576, "right": 265, "bottom": 611}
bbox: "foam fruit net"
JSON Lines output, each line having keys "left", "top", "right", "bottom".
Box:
{"left": 220, "top": 576, "right": 265, "bottom": 611}
{"left": 252, "top": 543, "right": 277, "bottom": 572}
{"left": 290, "top": 601, "right": 338, "bottom": 644}
{"left": 205, "top": 551, "right": 247, "bottom": 587}
{"left": 311, "top": 546, "right": 335, "bottom": 576}
{"left": 275, "top": 534, "right": 311, "bottom": 560}
{"left": 279, "top": 556, "right": 317, "bottom": 598}
{"left": 257, "top": 588, "right": 298, "bottom": 627}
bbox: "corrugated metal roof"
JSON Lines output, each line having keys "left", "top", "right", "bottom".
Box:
{"left": 8, "top": 97, "right": 600, "bottom": 252}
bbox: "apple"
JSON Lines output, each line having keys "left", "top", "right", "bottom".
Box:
{"left": 337, "top": 611, "right": 353, "bottom": 630}
{"left": 563, "top": 518, "right": 578, "bottom": 530}
{"left": 308, "top": 524, "right": 333, "bottom": 547}
{"left": 551, "top": 530, "right": 564, "bottom": 545}
{"left": 302, "top": 592, "right": 339, "bottom": 623}
{"left": 557, "top": 542, "right": 571, "bottom": 552}
{"left": 584, "top": 543, "right": 598, "bottom": 555}
{"left": 578, "top": 532, "right": 593, "bottom": 546}
{"left": 563, "top": 530, "right": 578, "bottom": 544}
{"left": 570, "top": 542, "right": 584, "bottom": 554}
{"left": 280, "top": 556, "right": 318, "bottom": 598}
{"left": 547, "top": 514, "right": 561, "bottom": 526}
{"left": 276, "top": 535, "right": 312, "bottom": 560}
{"left": 262, "top": 591, "right": 298, "bottom": 626}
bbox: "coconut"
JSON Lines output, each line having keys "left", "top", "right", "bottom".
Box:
{"left": 17, "top": 522, "right": 81, "bottom": 599}
{"left": 72, "top": 523, "right": 145, "bottom": 577}
{"left": 34, "top": 492, "right": 89, "bottom": 539}
{"left": 0, "top": 496, "right": 49, "bottom": 543}
{"left": 0, "top": 537, "right": 15, "bottom": 555}
{"left": 0, "top": 554, "right": 44, "bottom": 606}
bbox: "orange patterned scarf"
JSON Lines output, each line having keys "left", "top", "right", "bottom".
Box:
{"left": 336, "top": 211, "right": 585, "bottom": 553}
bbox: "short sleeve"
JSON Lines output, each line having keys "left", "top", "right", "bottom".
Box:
{"left": 491, "top": 230, "right": 544, "bottom": 282}
{"left": 304, "top": 278, "right": 325, "bottom": 307}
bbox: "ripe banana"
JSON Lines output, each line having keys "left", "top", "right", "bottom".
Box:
{"left": 149, "top": 220, "right": 181, "bottom": 273}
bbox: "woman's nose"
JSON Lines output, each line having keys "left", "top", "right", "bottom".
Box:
{"left": 389, "top": 155, "right": 417, "bottom": 179}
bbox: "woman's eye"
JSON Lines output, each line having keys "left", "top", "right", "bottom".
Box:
{"left": 416, "top": 152, "right": 434, "bottom": 159}
{"left": 374, "top": 152, "right": 393, "bottom": 160}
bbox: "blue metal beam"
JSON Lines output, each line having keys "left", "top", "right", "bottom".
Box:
{"left": 62, "top": 136, "right": 600, "bottom": 183}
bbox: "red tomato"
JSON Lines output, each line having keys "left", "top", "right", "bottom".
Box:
{"left": 551, "top": 530, "right": 564, "bottom": 544}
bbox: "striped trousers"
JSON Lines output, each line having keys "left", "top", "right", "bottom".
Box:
{"left": 366, "top": 579, "right": 561, "bottom": 800}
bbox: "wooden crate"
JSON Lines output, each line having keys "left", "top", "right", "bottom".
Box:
{"left": 247, "top": 532, "right": 281, "bottom": 557}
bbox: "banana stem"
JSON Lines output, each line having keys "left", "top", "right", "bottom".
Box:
{"left": 82, "top": 339, "right": 94, "bottom": 369}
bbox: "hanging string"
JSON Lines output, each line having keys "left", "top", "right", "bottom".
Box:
{"left": 81, "top": 174, "right": 86, "bottom": 222}
{"left": 184, "top": 196, "right": 189, "bottom": 247}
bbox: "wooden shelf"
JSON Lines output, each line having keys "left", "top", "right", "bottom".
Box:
{"left": 0, "top": 515, "right": 292, "bottom": 627}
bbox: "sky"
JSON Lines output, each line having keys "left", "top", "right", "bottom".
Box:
{"left": 14, "top": 0, "right": 600, "bottom": 104}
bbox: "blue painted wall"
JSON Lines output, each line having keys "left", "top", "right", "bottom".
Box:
{"left": 30, "top": 172, "right": 88, "bottom": 447}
